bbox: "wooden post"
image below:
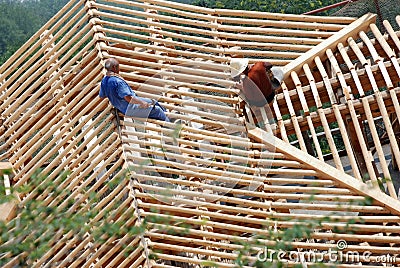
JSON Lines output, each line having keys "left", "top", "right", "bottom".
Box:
{"left": 0, "top": 162, "right": 18, "bottom": 222}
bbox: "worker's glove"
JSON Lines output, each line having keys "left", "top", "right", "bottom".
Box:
{"left": 270, "top": 66, "right": 284, "bottom": 90}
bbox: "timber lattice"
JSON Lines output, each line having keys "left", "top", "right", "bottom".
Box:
{"left": 1, "top": 0, "right": 400, "bottom": 266}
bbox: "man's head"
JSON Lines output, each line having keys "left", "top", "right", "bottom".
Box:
{"left": 105, "top": 58, "right": 120, "bottom": 73}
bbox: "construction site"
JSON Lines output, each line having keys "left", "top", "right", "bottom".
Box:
{"left": 1, "top": 0, "right": 400, "bottom": 266}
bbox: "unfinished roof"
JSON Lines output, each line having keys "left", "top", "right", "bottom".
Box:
{"left": 1, "top": 0, "right": 400, "bottom": 267}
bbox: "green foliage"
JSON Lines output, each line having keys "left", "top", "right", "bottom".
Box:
{"left": 193, "top": 0, "right": 340, "bottom": 15}
{"left": 0, "top": 170, "right": 141, "bottom": 266}
{"left": 0, "top": 169, "right": 376, "bottom": 266}
{"left": 0, "top": 0, "right": 69, "bottom": 66}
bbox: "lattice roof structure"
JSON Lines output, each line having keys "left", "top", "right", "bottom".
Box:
{"left": 1, "top": 0, "right": 400, "bottom": 267}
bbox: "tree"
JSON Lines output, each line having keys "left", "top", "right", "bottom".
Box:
{"left": 193, "top": 0, "right": 341, "bottom": 15}
{"left": 0, "top": 0, "right": 68, "bottom": 66}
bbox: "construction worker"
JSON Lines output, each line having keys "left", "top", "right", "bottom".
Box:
{"left": 230, "top": 58, "right": 283, "bottom": 107}
{"left": 99, "top": 58, "right": 170, "bottom": 122}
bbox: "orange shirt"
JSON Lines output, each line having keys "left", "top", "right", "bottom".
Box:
{"left": 242, "top": 62, "right": 274, "bottom": 107}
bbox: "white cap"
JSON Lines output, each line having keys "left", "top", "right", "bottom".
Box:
{"left": 271, "top": 66, "right": 284, "bottom": 83}
{"left": 230, "top": 58, "right": 249, "bottom": 78}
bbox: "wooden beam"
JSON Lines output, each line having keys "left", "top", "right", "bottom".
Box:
{"left": 247, "top": 124, "right": 400, "bottom": 216}
{"left": 281, "top": 13, "right": 377, "bottom": 80}
{"left": 0, "top": 162, "right": 17, "bottom": 222}
{"left": 0, "top": 162, "right": 13, "bottom": 176}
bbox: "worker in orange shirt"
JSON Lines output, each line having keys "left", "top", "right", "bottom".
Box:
{"left": 230, "top": 58, "right": 283, "bottom": 107}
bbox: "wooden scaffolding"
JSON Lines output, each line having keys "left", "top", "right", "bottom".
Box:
{"left": 1, "top": 0, "right": 400, "bottom": 267}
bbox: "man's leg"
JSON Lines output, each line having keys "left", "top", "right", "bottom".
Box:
{"left": 126, "top": 98, "right": 169, "bottom": 122}
{"left": 148, "top": 106, "right": 170, "bottom": 122}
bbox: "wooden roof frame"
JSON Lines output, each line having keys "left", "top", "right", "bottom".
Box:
{"left": 1, "top": 0, "right": 400, "bottom": 266}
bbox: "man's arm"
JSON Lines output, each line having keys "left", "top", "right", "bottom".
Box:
{"left": 124, "top": 95, "right": 152, "bottom": 108}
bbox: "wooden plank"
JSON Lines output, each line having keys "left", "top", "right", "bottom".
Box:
{"left": 0, "top": 162, "right": 13, "bottom": 176}
{"left": 281, "top": 13, "right": 376, "bottom": 80}
{"left": 247, "top": 125, "right": 400, "bottom": 216}
{"left": 0, "top": 162, "right": 17, "bottom": 222}
{"left": 0, "top": 200, "right": 18, "bottom": 222}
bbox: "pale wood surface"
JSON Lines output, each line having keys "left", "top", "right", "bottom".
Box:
{"left": 1, "top": 0, "right": 400, "bottom": 267}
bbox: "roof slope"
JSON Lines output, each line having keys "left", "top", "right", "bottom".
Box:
{"left": 1, "top": 0, "right": 400, "bottom": 267}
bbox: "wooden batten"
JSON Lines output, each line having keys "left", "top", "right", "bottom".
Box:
{"left": 2, "top": 0, "right": 400, "bottom": 266}
{"left": 0, "top": 162, "right": 18, "bottom": 222}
